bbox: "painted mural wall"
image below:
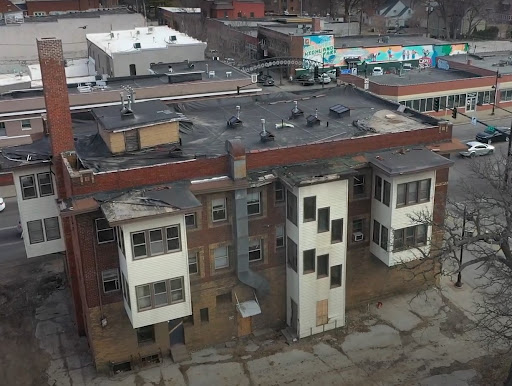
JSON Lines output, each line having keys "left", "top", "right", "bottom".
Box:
{"left": 303, "top": 41, "right": 468, "bottom": 68}
{"left": 302, "top": 35, "right": 337, "bottom": 65}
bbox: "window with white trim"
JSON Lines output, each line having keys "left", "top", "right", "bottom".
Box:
{"left": 27, "top": 220, "right": 44, "bottom": 244}
{"left": 275, "top": 182, "right": 284, "bottom": 202}
{"left": 212, "top": 198, "right": 227, "bottom": 222}
{"left": 393, "top": 224, "right": 427, "bottom": 251}
{"left": 166, "top": 225, "right": 180, "bottom": 251}
{"left": 397, "top": 179, "right": 431, "bottom": 207}
{"left": 20, "top": 175, "right": 37, "bottom": 200}
{"left": 248, "top": 238, "right": 263, "bottom": 261}
{"left": 247, "top": 190, "right": 261, "bottom": 216}
{"left": 135, "top": 277, "right": 185, "bottom": 311}
{"left": 102, "top": 269, "right": 120, "bottom": 293}
{"left": 21, "top": 119, "right": 31, "bottom": 130}
{"left": 131, "top": 225, "right": 181, "bottom": 259}
{"left": 275, "top": 224, "right": 284, "bottom": 248}
{"left": 185, "top": 213, "right": 196, "bottom": 228}
{"left": 37, "top": 172, "right": 54, "bottom": 196}
{"left": 149, "top": 229, "right": 164, "bottom": 255}
{"left": 0, "top": 122, "right": 5, "bottom": 137}
{"left": 188, "top": 250, "right": 199, "bottom": 274}
{"left": 44, "top": 217, "right": 61, "bottom": 241}
{"left": 214, "top": 245, "right": 229, "bottom": 269}
{"left": 95, "top": 218, "right": 115, "bottom": 244}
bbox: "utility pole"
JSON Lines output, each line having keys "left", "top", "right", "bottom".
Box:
{"left": 455, "top": 205, "right": 467, "bottom": 288}
{"left": 492, "top": 69, "right": 499, "bottom": 115}
{"left": 505, "top": 118, "right": 512, "bottom": 185}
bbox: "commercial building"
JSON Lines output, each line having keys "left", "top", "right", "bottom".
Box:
{"left": 86, "top": 26, "right": 207, "bottom": 77}
{"left": 0, "top": 58, "right": 258, "bottom": 148}
{"left": 0, "top": 38, "right": 464, "bottom": 373}
{"left": 0, "top": 9, "right": 145, "bottom": 70}
{"left": 338, "top": 51, "right": 512, "bottom": 118}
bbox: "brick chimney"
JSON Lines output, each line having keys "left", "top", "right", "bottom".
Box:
{"left": 37, "top": 38, "right": 75, "bottom": 198}
{"left": 312, "top": 17, "right": 321, "bottom": 32}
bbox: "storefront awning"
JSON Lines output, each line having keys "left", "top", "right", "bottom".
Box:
{"left": 345, "top": 57, "right": 360, "bottom": 63}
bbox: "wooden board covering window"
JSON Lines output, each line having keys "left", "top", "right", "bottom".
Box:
{"left": 316, "top": 299, "right": 328, "bottom": 326}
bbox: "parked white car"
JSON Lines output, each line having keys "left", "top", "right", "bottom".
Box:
{"left": 325, "top": 69, "right": 337, "bottom": 79}
{"left": 372, "top": 67, "right": 384, "bottom": 76}
{"left": 459, "top": 141, "right": 495, "bottom": 157}
{"left": 0, "top": 197, "right": 5, "bottom": 212}
{"left": 316, "top": 73, "right": 331, "bottom": 84}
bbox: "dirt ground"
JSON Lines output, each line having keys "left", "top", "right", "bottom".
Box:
{"left": 0, "top": 254, "right": 64, "bottom": 386}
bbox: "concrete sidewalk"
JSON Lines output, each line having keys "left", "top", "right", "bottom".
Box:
{"left": 35, "top": 282, "right": 506, "bottom": 386}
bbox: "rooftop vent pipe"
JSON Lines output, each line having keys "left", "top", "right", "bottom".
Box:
{"left": 236, "top": 105, "right": 240, "bottom": 120}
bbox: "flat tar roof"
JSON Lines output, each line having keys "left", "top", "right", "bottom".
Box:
{"left": 335, "top": 35, "right": 447, "bottom": 48}
{"left": 368, "top": 147, "right": 454, "bottom": 176}
{"left": 446, "top": 52, "right": 512, "bottom": 74}
{"left": 369, "top": 67, "right": 479, "bottom": 86}
{"left": 1, "top": 87, "right": 439, "bottom": 173}
{"left": 0, "top": 60, "right": 251, "bottom": 101}
{"left": 92, "top": 100, "right": 181, "bottom": 132}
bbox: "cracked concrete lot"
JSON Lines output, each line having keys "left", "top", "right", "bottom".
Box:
{"left": 1, "top": 255, "right": 509, "bottom": 385}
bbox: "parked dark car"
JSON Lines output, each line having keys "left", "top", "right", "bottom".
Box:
{"left": 475, "top": 127, "right": 511, "bottom": 144}
{"left": 257, "top": 74, "right": 275, "bottom": 86}
{"left": 296, "top": 74, "right": 315, "bottom": 86}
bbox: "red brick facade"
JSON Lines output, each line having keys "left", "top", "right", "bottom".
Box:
{"left": 34, "top": 39, "right": 455, "bottom": 371}
{"left": 207, "top": 0, "right": 264, "bottom": 19}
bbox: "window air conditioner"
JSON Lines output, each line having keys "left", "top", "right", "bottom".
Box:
{"left": 251, "top": 74, "right": 257, "bottom": 83}
{"left": 353, "top": 232, "right": 364, "bottom": 242}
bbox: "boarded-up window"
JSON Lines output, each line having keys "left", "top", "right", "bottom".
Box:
{"left": 316, "top": 299, "right": 328, "bottom": 326}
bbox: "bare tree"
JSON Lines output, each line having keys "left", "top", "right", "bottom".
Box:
{"left": 400, "top": 144, "right": 512, "bottom": 381}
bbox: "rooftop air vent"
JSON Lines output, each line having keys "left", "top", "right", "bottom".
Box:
{"left": 329, "top": 104, "right": 350, "bottom": 118}
{"left": 290, "top": 101, "right": 303, "bottom": 119}
{"left": 169, "top": 35, "right": 177, "bottom": 43}
{"left": 227, "top": 106, "right": 242, "bottom": 128}
{"left": 133, "top": 42, "right": 141, "bottom": 49}
{"left": 260, "top": 118, "right": 275, "bottom": 142}
{"left": 147, "top": 26, "right": 154, "bottom": 34}
{"left": 306, "top": 108, "right": 321, "bottom": 127}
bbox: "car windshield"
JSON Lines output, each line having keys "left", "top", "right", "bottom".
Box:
{"left": 466, "top": 144, "right": 473, "bottom": 148}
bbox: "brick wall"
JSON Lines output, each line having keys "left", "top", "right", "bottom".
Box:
{"left": 76, "top": 211, "right": 122, "bottom": 309}
{"left": 68, "top": 126, "right": 451, "bottom": 198}
{"left": 87, "top": 303, "right": 169, "bottom": 372}
{"left": 0, "top": 172, "right": 13, "bottom": 186}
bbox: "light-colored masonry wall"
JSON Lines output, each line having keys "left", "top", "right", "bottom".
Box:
{"left": 0, "top": 13, "right": 144, "bottom": 73}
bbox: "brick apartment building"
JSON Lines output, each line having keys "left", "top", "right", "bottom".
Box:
{"left": 202, "top": 0, "right": 264, "bottom": 19}
{"left": 25, "top": 0, "right": 100, "bottom": 16}
{"left": 1, "top": 38, "right": 465, "bottom": 373}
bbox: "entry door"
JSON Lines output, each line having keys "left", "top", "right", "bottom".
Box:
{"left": 237, "top": 315, "right": 252, "bottom": 337}
{"left": 168, "top": 319, "right": 185, "bottom": 346}
{"left": 466, "top": 93, "right": 476, "bottom": 112}
{"left": 290, "top": 299, "right": 298, "bottom": 333}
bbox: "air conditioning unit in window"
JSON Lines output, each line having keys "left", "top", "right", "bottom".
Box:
{"left": 353, "top": 232, "right": 364, "bottom": 242}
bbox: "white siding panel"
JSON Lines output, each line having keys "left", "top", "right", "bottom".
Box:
{"left": 294, "top": 179, "right": 348, "bottom": 338}
{"left": 13, "top": 166, "right": 65, "bottom": 258}
{"left": 121, "top": 215, "right": 192, "bottom": 329}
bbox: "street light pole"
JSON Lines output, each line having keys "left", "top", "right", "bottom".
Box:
{"left": 322, "top": 54, "right": 325, "bottom": 89}
{"left": 505, "top": 118, "right": 512, "bottom": 185}
{"left": 455, "top": 205, "right": 467, "bottom": 288}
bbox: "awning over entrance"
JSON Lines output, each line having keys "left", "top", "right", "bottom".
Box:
{"left": 345, "top": 57, "right": 360, "bottom": 63}
{"left": 235, "top": 291, "right": 262, "bottom": 318}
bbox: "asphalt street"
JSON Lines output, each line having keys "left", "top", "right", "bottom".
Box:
{"left": 0, "top": 197, "right": 25, "bottom": 262}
